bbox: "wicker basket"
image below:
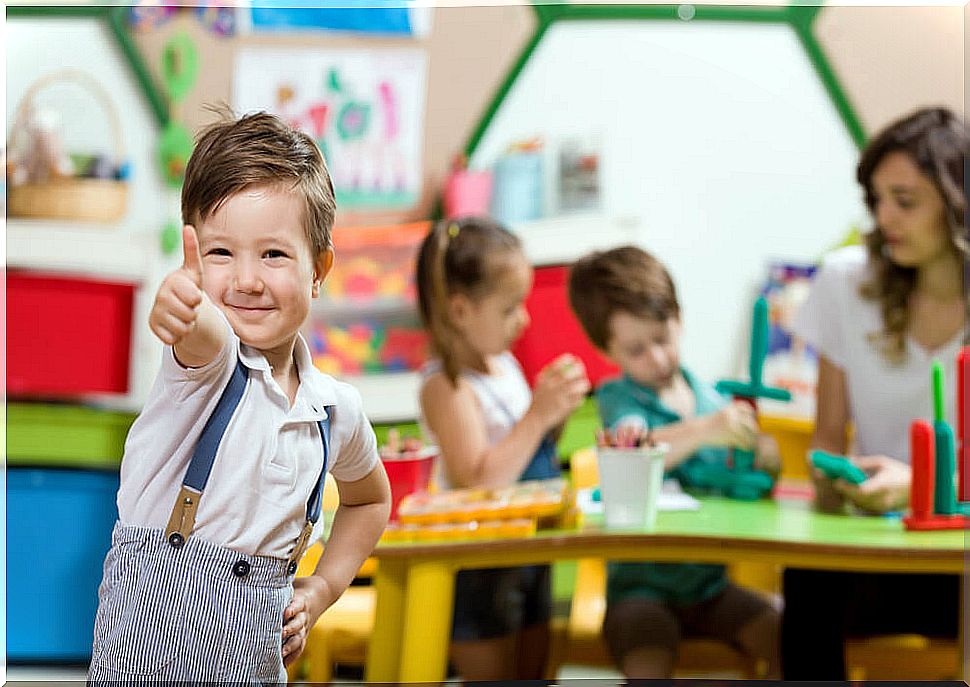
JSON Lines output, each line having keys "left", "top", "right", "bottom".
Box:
{"left": 7, "top": 69, "right": 128, "bottom": 223}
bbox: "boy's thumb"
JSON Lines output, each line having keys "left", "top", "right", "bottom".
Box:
{"left": 182, "top": 225, "right": 203, "bottom": 284}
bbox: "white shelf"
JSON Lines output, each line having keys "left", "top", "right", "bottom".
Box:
{"left": 6, "top": 219, "right": 152, "bottom": 282}
{"left": 510, "top": 213, "right": 642, "bottom": 266}
{"left": 340, "top": 370, "right": 421, "bottom": 424}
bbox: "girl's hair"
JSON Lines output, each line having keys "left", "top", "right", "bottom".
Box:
{"left": 856, "top": 106, "right": 970, "bottom": 363}
{"left": 415, "top": 216, "right": 523, "bottom": 385}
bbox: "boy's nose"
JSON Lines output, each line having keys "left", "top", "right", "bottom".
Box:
{"left": 234, "top": 263, "right": 263, "bottom": 292}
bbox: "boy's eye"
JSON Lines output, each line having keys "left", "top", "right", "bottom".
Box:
{"left": 207, "top": 248, "right": 230, "bottom": 256}
{"left": 264, "top": 249, "right": 288, "bottom": 259}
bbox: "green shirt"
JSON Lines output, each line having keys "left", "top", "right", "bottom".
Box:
{"left": 596, "top": 368, "right": 729, "bottom": 607}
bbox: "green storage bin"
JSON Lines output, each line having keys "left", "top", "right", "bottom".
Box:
{"left": 6, "top": 403, "right": 136, "bottom": 468}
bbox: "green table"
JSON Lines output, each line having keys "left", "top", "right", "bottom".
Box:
{"left": 365, "top": 495, "right": 966, "bottom": 682}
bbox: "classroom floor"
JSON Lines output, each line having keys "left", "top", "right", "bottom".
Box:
{"left": 4, "top": 662, "right": 625, "bottom": 683}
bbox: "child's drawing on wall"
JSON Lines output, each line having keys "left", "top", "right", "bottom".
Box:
{"left": 235, "top": 48, "right": 426, "bottom": 209}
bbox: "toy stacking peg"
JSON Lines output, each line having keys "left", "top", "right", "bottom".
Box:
{"left": 932, "top": 362, "right": 957, "bottom": 515}
{"left": 698, "top": 296, "right": 792, "bottom": 500}
{"left": 904, "top": 355, "right": 969, "bottom": 530}
{"left": 908, "top": 420, "right": 936, "bottom": 522}
{"left": 958, "top": 347, "right": 968, "bottom": 502}
{"left": 716, "top": 296, "right": 791, "bottom": 471}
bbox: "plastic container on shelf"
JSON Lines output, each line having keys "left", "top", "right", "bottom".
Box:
{"left": 7, "top": 270, "right": 136, "bottom": 397}
{"left": 8, "top": 467, "right": 120, "bottom": 661}
{"left": 7, "top": 403, "right": 135, "bottom": 468}
{"left": 307, "top": 222, "right": 431, "bottom": 377}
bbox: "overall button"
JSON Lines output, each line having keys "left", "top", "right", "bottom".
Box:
{"left": 232, "top": 560, "right": 251, "bottom": 578}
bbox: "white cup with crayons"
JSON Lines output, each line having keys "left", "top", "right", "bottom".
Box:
{"left": 595, "top": 428, "right": 667, "bottom": 530}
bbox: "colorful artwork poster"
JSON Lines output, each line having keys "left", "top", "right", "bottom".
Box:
{"left": 234, "top": 48, "right": 427, "bottom": 209}
{"left": 759, "top": 261, "right": 819, "bottom": 417}
{"left": 247, "top": 1, "right": 426, "bottom": 37}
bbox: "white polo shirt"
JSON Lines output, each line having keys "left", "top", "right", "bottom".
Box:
{"left": 117, "top": 314, "right": 379, "bottom": 558}
{"left": 793, "top": 245, "right": 959, "bottom": 463}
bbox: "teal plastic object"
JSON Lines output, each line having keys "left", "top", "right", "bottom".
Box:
{"left": 809, "top": 449, "right": 867, "bottom": 485}
{"left": 681, "top": 462, "right": 774, "bottom": 501}
{"left": 716, "top": 296, "right": 792, "bottom": 403}
{"left": 934, "top": 420, "right": 957, "bottom": 515}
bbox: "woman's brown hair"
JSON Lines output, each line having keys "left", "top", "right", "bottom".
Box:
{"left": 856, "top": 107, "right": 970, "bottom": 362}
{"left": 415, "top": 216, "right": 522, "bottom": 385}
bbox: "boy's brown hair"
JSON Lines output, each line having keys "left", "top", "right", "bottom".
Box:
{"left": 181, "top": 111, "right": 336, "bottom": 257}
{"left": 568, "top": 245, "right": 680, "bottom": 350}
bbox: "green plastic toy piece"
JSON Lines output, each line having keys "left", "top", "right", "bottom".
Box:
{"left": 681, "top": 462, "right": 774, "bottom": 501}
{"left": 932, "top": 361, "right": 945, "bottom": 424}
{"left": 809, "top": 450, "right": 867, "bottom": 485}
{"left": 716, "top": 296, "right": 793, "bottom": 403}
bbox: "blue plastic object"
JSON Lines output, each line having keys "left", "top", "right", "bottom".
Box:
{"left": 7, "top": 468, "right": 119, "bottom": 661}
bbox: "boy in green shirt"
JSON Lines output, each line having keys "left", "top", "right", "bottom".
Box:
{"left": 568, "top": 245, "right": 780, "bottom": 678}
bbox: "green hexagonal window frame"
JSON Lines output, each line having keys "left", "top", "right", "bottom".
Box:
{"left": 7, "top": 4, "right": 170, "bottom": 129}
{"left": 462, "top": 3, "right": 866, "bottom": 159}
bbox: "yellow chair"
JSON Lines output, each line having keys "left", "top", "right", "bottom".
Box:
{"left": 286, "top": 475, "right": 377, "bottom": 684}
{"left": 551, "top": 447, "right": 762, "bottom": 678}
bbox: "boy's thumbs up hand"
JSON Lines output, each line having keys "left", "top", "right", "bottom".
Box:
{"left": 181, "top": 224, "right": 204, "bottom": 287}
{"left": 149, "top": 225, "right": 206, "bottom": 346}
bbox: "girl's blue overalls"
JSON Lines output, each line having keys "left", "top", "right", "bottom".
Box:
{"left": 88, "top": 360, "right": 331, "bottom": 683}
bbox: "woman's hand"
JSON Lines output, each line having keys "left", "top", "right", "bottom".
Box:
{"left": 833, "top": 455, "right": 911, "bottom": 514}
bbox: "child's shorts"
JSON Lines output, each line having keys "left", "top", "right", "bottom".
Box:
{"left": 87, "top": 523, "right": 292, "bottom": 683}
{"left": 451, "top": 564, "right": 552, "bottom": 641}
{"left": 602, "top": 582, "right": 772, "bottom": 660}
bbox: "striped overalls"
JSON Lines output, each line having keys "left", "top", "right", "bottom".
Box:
{"left": 88, "top": 360, "right": 331, "bottom": 683}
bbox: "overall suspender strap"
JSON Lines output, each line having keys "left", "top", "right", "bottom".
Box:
{"left": 287, "top": 411, "right": 332, "bottom": 575}
{"left": 165, "top": 360, "right": 249, "bottom": 548}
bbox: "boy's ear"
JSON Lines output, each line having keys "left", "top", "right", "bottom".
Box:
{"left": 312, "top": 248, "right": 335, "bottom": 298}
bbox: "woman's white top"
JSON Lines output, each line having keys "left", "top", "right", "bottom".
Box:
{"left": 419, "top": 352, "right": 532, "bottom": 489}
{"left": 793, "top": 245, "right": 960, "bottom": 463}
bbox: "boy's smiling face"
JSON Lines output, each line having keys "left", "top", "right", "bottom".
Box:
{"left": 197, "top": 184, "right": 332, "bottom": 358}
{"left": 605, "top": 311, "right": 682, "bottom": 390}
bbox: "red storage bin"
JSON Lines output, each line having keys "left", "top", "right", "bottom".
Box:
{"left": 512, "top": 265, "right": 620, "bottom": 388}
{"left": 7, "top": 270, "right": 135, "bottom": 396}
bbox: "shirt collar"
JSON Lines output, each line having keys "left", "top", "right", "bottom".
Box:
{"left": 620, "top": 367, "right": 705, "bottom": 420}
{"left": 236, "top": 333, "right": 338, "bottom": 415}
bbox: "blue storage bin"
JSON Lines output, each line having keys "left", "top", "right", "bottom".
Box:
{"left": 7, "top": 467, "right": 119, "bottom": 661}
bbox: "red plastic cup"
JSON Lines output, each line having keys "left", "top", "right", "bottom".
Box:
{"left": 382, "top": 447, "right": 436, "bottom": 521}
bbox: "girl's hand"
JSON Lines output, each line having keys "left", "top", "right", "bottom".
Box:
{"left": 149, "top": 225, "right": 205, "bottom": 346}
{"left": 754, "top": 433, "right": 781, "bottom": 478}
{"left": 833, "top": 454, "right": 910, "bottom": 514}
{"left": 530, "top": 354, "right": 591, "bottom": 429}
{"left": 706, "top": 401, "right": 757, "bottom": 449}
{"left": 282, "top": 574, "right": 333, "bottom": 666}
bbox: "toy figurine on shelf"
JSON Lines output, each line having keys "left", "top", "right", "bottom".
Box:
{"left": 694, "top": 296, "right": 793, "bottom": 500}
{"left": 903, "top": 348, "right": 970, "bottom": 530}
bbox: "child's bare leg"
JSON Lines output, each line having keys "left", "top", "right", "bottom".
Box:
{"left": 736, "top": 607, "right": 781, "bottom": 678}
{"left": 450, "top": 636, "right": 517, "bottom": 681}
{"left": 604, "top": 597, "right": 680, "bottom": 679}
{"left": 514, "top": 622, "right": 550, "bottom": 679}
{"left": 621, "top": 645, "right": 677, "bottom": 678}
